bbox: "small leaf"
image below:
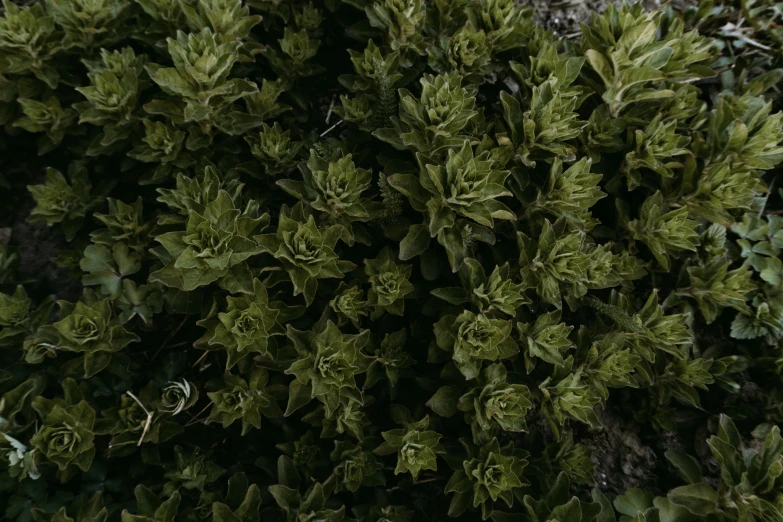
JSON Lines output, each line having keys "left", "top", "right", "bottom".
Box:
{"left": 426, "top": 386, "right": 460, "bottom": 418}
{"left": 665, "top": 450, "right": 702, "bottom": 484}
{"left": 399, "top": 224, "right": 430, "bottom": 260}
{"left": 667, "top": 483, "right": 718, "bottom": 516}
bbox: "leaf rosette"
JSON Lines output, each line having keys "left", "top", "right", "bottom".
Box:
{"left": 207, "top": 369, "right": 283, "bottom": 436}
{"left": 375, "top": 416, "right": 444, "bottom": 481}
{"left": 152, "top": 187, "right": 269, "bottom": 292}
{"left": 256, "top": 203, "right": 354, "bottom": 305}
{"left": 31, "top": 380, "right": 96, "bottom": 472}
{"left": 445, "top": 438, "right": 528, "bottom": 519}
{"left": 196, "top": 278, "right": 305, "bottom": 369}
{"left": 364, "top": 247, "right": 414, "bottom": 317}
{"left": 53, "top": 297, "right": 139, "bottom": 377}
{"left": 458, "top": 363, "right": 532, "bottom": 437}
{"left": 435, "top": 310, "right": 518, "bottom": 380}
{"left": 377, "top": 72, "right": 477, "bottom": 153}
{"left": 284, "top": 321, "right": 372, "bottom": 417}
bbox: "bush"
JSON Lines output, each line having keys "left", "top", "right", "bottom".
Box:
{"left": 1, "top": 0, "right": 783, "bottom": 521}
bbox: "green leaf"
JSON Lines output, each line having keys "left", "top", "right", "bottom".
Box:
{"left": 399, "top": 224, "right": 430, "bottom": 260}
{"left": 667, "top": 483, "right": 717, "bottom": 516}
{"left": 665, "top": 450, "right": 702, "bottom": 484}
{"left": 426, "top": 386, "right": 460, "bottom": 418}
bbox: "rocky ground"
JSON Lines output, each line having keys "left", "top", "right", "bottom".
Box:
{"left": 520, "top": 0, "right": 699, "bottom": 37}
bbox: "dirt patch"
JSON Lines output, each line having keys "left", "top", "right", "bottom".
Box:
{"left": 0, "top": 163, "right": 82, "bottom": 302}
{"left": 587, "top": 409, "right": 658, "bottom": 494}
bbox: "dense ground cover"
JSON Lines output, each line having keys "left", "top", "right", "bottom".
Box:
{"left": 1, "top": 0, "right": 783, "bottom": 521}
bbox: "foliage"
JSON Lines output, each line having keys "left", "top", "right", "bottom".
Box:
{"left": 1, "top": 0, "right": 783, "bottom": 521}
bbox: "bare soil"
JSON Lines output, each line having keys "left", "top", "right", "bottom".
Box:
{"left": 0, "top": 162, "right": 82, "bottom": 302}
